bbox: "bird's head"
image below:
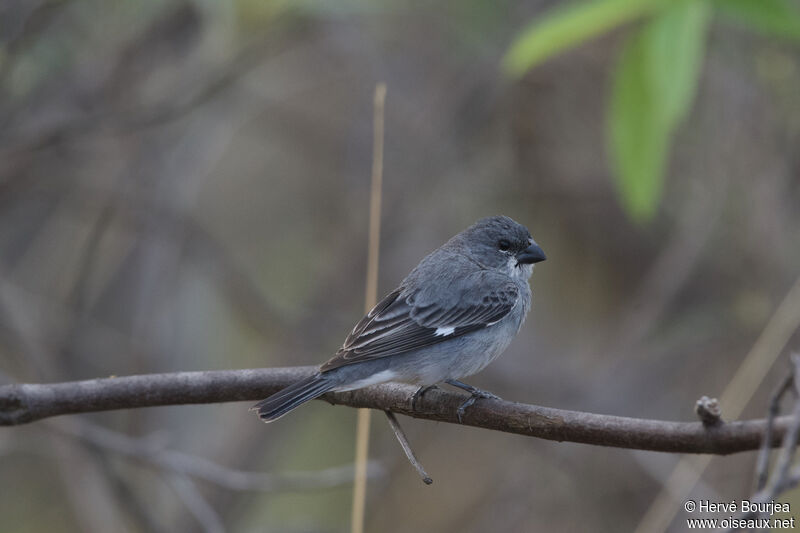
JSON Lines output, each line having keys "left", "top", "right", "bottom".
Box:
{"left": 455, "top": 216, "right": 546, "bottom": 277}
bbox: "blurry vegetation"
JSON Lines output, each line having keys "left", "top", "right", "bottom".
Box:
{"left": 1, "top": 0, "right": 800, "bottom": 531}
{"left": 505, "top": 0, "right": 800, "bottom": 222}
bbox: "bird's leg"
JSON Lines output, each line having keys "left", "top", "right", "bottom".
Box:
{"left": 445, "top": 379, "right": 501, "bottom": 399}
{"left": 445, "top": 379, "right": 501, "bottom": 422}
{"left": 410, "top": 384, "right": 439, "bottom": 411}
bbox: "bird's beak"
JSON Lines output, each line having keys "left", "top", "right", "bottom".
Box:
{"left": 516, "top": 243, "right": 546, "bottom": 265}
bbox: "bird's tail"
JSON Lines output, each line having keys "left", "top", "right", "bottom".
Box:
{"left": 251, "top": 373, "right": 335, "bottom": 422}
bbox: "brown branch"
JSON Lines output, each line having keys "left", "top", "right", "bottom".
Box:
{"left": 0, "top": 366, "right": 791, "bottom": 454}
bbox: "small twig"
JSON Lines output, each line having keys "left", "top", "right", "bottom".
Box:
{"left": 167, "top": 473, "right": 226, "bottom": 533}
{"left": 762, "top": 355, "right": 800, "bottom": 496}
{"left": 51, "top": 418, "right": 379, "bottom": 492}
{"left": 694, "top": 396, "right": 722, "bottom": 427}
{"left": 785, "top": 464, "right": 800, "bottom": 492}
{"left": 755, "top": 372, "right": 794, "bottom": 491}
{"left": 724, "top": 355, "right": 800, "bottom": 531}
{"left": 384, "top": 410, "right": 433, "bottom": 485}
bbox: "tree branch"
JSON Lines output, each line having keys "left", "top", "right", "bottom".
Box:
{"left": 0, "top": 366, "right": 790, "bottom": 454}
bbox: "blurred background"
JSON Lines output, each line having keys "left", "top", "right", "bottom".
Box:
{"left": 1, "top": 1, "right": 800, "bottom": 532}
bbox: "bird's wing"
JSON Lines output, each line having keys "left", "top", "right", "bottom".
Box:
{"left": 319, "top": 274, "right": 519, "bottom": 372}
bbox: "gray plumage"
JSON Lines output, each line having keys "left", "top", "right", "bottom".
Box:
{"left": 253, "top": 215, "right": 545, "bottom": 422}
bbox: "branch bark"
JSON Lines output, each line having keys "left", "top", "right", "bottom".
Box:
{"left": 0, "top": 366, "right": 789, "bottom": 454}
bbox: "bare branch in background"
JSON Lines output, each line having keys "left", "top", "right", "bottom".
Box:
{"left": 168, "top": 473, "right": 226, "bottom": 533}
{"left": 755, "top": 373, "right": 795, "bottom": 492}
{"left": 0, "top": 365, "right": 793, "bottom": 455}
{"left": 50, "top": 418, "right": 383, "bottom": 492}
{"left": 0, "top": 7, "right": 311, "bottom": 159}
{"left": 724, "top": 354, "right": 800, "bottom": 531}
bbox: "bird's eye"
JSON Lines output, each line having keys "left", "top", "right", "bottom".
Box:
{"left": 498, "top": 239, "right": 511, "bottom": 251}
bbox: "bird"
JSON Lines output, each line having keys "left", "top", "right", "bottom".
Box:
{"left": 252, "top": 215, "right": 545, "bottom": 422}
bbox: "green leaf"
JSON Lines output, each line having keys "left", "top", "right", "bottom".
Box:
{"left": 714, "top": 0, "right": 800, "bottom": 40}
{"left": 503, "top": 0, "right": 671, "bottom": 78}
{"left": 609, "top": 31, "right": 671, "bottom": 223}
{"left": 645, "top": 0, "right": 712, "bottom": 128}
{"left": 608, "top": 1, "right": 711, "bottom": 222}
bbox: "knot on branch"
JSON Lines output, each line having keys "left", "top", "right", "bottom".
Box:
{"left": 695, "top": 396, "right": 722, "bottom": 427}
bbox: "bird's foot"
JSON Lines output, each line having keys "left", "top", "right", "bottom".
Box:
{"left": 445, "top": 380, "right": 501, "bottom": 423}
{"left": 410, "top": 384, "right": 439, "bottom": 411}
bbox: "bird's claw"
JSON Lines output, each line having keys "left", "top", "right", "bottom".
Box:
{"left": 474, "top": 390, "right": 501, "bottom": 401}
{"left": 456, "top": 396, "right": 475, "bottom": 423}
{"left": 454, "top": 388, "right": 501, "bottom": 423}
{"left": 410, "top": 384, "right": 439, "bottom": 411}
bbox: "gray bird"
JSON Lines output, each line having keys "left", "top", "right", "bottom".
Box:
{"left": 253, "top": 215, "right": 545, "bottom": 422}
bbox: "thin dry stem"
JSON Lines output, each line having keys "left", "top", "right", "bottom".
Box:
{"left": 385, "top": 410, "right": 432, "bottom": 485}
{"left": 351, "top": 81, "right": 387, "bottom": 533}
{"left": 755, "top": 373, "right": 794, "bottom": 491}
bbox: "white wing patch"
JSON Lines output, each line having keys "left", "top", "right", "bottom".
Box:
{"left": 434, "top": 326, "right": 455, "bottom": 337}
